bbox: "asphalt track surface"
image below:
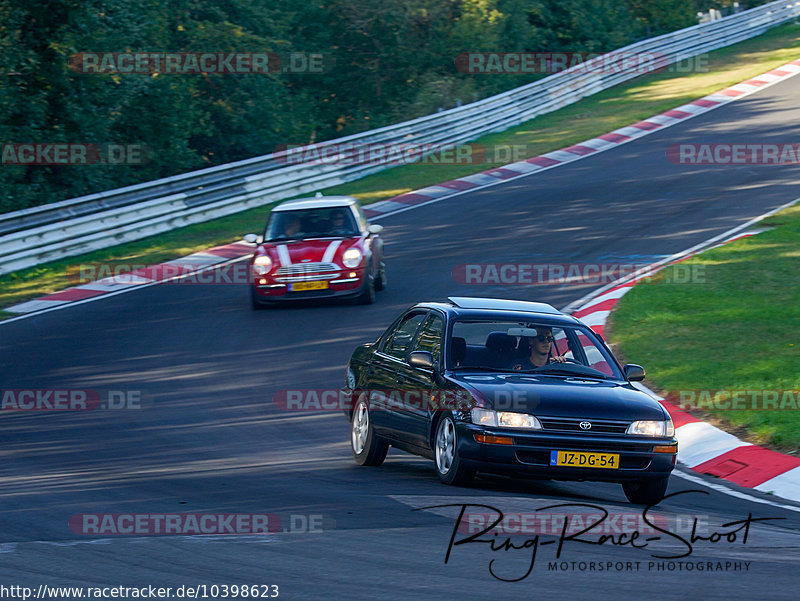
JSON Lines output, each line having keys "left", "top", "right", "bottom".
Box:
{"left": 3, "top": 74, "right": 800, "bottom": 600}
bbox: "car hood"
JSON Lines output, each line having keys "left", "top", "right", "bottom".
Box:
{"left": 260, "top": 237, "right": 363, "bottom": 266}
{"left": 447, "top": 372, "right": 668, "bottom": 421}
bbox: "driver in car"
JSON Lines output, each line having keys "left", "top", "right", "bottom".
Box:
{"left": 328, "top": 209, "right": 350, "bottom": 235}
{"left": 511, "top": 327, "right": 567, "bottom": 370}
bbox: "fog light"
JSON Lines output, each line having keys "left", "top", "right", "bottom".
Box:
{"left": 349, "top": 271, "right": 357, "bottom": 278}
{"left": 474, "top": 434, "right": 514, "bottom": 445}
{"left": 258, "top": 278, "right": 267, "bottom": 285}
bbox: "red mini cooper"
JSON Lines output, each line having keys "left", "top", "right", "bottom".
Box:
{"left": 244, "top": 195, "right": 386, "bottom": 308}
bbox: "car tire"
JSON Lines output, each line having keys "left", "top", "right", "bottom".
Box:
{"left": 434, "top": 415, "right": 474, "bottom": 486}
{"left": 622, "top": 477, "right": 669, "bottom": 505}
{"left": 357, "top": 274, "right": 376, "bottom": 305}
{"left": 351, "top": 398, "right": 388, "bottom": 466}
{"left": 250, "top": 288, "right": 272, "bottom": 310}
{"left": 374, "top": 262, "right": 387, "bottom": 291}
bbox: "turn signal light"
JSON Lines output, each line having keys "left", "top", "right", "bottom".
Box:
{"left": 653, "top": 444, "right": 678, "bottom": 453}
{"left": 474, "top": 434, "right": 514, "bottom": 445}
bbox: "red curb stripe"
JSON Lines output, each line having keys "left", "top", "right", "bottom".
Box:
{"left": 631, "top": 120, "right": 661, "bottom": 131}
{"left": 768, "top": 69, "right": 792, "bottom": 77}
{"left": 693, "top": 446, "right": 800, "bottom": 488}
{"left": 662, "top": 109, "right": 692, "bottom": 119}
{"left": 572, "top": 298, "right": 620, "bottom": 318}
{"left": 691, "top": 98, "right": 719, "bottom": 107}
{"left": 659, "top": 399, "right": 701, "bottom": 428}
{"left": 41, "top": 287, "right": 108, "bottom": 302}
{"left": 206, "top": 243, "right": 253, "bottom": 258}
{"left": 589, "top": 324, "right": 605, "bottom": 338}
{"left": 526, "top": 156, "right": 561, "bottom": 167}
{"left": 742, "top": 79, "right": 768, "bottom": 87}
{"left": 598, "top": 132, "right": 630, "bottom": 143}
{"left": 362, "top": 208, "right": 380, "bottom": 218}
{"left": 718, "top": 88, "right": 745, "bottom": 97}
{"left": 562, "top": 144, "right": 597, "bottom": 156}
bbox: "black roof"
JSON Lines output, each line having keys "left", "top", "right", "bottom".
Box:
{"left": 413, "top": 297, "right": 580, "bottom": 326}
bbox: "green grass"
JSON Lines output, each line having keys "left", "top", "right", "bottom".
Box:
{"left": 608, "top": 204, "right": 800, "bottom": 451}
{"left": 2, "top": 22, "right": 800, "bottom": 316}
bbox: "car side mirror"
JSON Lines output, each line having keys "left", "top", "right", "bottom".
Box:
{"left": 243, "top": 233, "right": 259, "bottom": 244}
{"left": 623, "top": 364, "right": 645, "bottom": 382}
{"left": 367, "top": 224, "right": 384, "bottom": 235}
{"left": 408, "top": 351, "right": 435, "bottom": 370}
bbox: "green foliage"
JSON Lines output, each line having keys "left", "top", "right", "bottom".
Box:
{"left": 610, "top": 205, "right": 800, "bottom": 449}
{"left": 0, "top": 0, "right": 705, "bottom": 212}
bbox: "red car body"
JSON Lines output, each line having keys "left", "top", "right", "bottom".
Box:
{"left": 247, "top": 196, "right": 385, "bottom": 307}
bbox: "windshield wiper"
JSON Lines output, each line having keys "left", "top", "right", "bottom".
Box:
{"left": 531, "top": 364, "right": 612, "bottom": 379}
{"left": 451, "top": 365, "right": 512, "bottom": 372}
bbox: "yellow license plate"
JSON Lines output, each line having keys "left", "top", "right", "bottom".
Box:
{"left": 291, "top": 281, "right": 329, "bottom": 291}
{"left": 550, "top": 450, "right": 619, "bottom": 469}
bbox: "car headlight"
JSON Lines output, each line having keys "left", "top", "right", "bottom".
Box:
{"left": 470, "top": 408, "right": 542, "bottom": 430}
{"left": 252, "top": 255, "right": 272, "bottom": 275}
{"left": 626, "top": 419, "right": 674, "bottom": 437}
{"left": 342, "top": 248, "right": 363, "bottom": 268}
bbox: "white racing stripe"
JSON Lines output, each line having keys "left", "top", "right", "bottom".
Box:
{"left": 276, "top": 244, "right": 292, "bottom": 267}
{"left": 322, "top": 240, "right": 342, "bottom": 263}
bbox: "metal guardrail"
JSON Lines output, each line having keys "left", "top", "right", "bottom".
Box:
{"left": 2, "top": 0, "right": 799, "bottom": 275}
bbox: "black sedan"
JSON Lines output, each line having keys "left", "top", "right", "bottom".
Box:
{"left": 342, "top": 297, "right": 677, "bottom": 505}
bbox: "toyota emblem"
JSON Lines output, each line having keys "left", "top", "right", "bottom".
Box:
{"left": 579, "top": 421, "right": 592, "bottom": 430}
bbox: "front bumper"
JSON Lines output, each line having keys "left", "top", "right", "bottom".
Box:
{"left": 252, "top": 268, "right": 365, "bottom": 301}
{"left": 457, "top": 423, "right": 676, "bottom": 482}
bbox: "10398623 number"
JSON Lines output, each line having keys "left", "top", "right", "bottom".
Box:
{"left": 195, "top": 584, "right": 279, "bottom": 598}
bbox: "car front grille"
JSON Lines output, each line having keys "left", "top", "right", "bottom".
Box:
{"left": 539, "top": 417, "right": 631, "bottom": 434}
{"left": 274, "top": 262, "right": 340, "bottom": 282}
{"left": 276, "top": 262, "right": 339, "bottom": 275}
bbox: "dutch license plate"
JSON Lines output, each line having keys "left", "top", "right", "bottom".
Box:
{"left": 550, "top": 450, "right": 619, "bottom": 469}
{"left": 290, "top": 281, "right": 329, "bottom": 291}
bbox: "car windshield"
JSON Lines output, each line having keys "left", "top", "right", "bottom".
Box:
{"left": 447, "top": 319, "right": 622, "bottom": 379}
{"left": 265, "top": 207, "right": 359, "bottom": 240}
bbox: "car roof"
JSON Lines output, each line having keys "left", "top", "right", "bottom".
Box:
{"left": 412, "top": 297, "right": 580, "bottom": 326}
{"left": 448, "top": 296, "right": 561, "bottom": 314}
{"left": 273, "top": 195, "right": 358, "bottom": 212}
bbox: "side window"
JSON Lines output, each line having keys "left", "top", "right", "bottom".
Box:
{"left": 383, "top": 312, "right": 427, "bottom": 360}
{"left": 576, "top": 332, "right": 614, "bottom": 376}
{"left": 413, "top": 313, "right": 444, "bottom": 366}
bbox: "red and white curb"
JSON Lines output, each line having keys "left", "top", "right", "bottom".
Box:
{"left": 5, "top": 242, "right": 255, "bottom": 314}
{"left": 362, "top": 58, "right": 800, "bottom": 219}
{"left": 568, "top": 228, "right": 800, "bottom": 503}
{"left": 6, "top": 58, "right": 800, "bottom": 317}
